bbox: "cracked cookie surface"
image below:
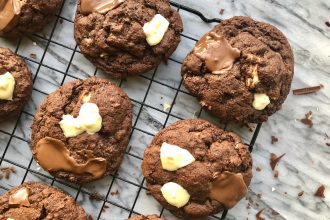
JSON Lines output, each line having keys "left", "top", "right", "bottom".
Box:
{"left": 0, "top": 47, "right": 33, "bottom": 121}
{"left": 74, "top": 0, "right": 183, "bottom": 78}
{"left": 0, "top": 0, "right": 63, "bottom": 38}
{"left": 31, "top": 77, "right": 132, "bottom": 183}
{"left": 0, "top": 182, "right": 91, "bottom": 219}
{"left": 142, "top": 119, "right": 252, "bottom": 219}
{"left": 182, "top": 16, "right": 294, "bottom": 123}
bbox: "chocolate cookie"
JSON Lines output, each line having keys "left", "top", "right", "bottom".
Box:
{"left": 31, "top": 77, "right": 132, "bottom": 183}
{"left": 142, "top": 119, "right": 252, "bottom": 219}
{"left": 0, "top": 0, "right": 63, "bottom": 38}
{"left": 0, "top": 47, "right": 33, "bottom": 121}
{"left": 182, "top": 16, "right": 294, "bottom": 123}
{"left": 0, "top": 182, "right": 91, "bottom": 219}
{"left": 129, "top": 215, "right": 164, "bottom": 220}
{"left": 74, "top": 0, "right": 183, "bottom": 78}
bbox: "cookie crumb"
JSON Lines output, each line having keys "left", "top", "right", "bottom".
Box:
{"left": 110, "top": 190, "right": 119, "bottom": 196}
{"left": 274, "top": 170, "right": 279, "bottom": 178}
{"left": 300, "top": 111, "right": 313, "bottom": 128}
{"left": 270, "top": 153, "right": 285, "bottom": 170}
{"left": 0, "top": 166, "right": 16, "bottom": 179}
{"left": 271, "top": 136, "right": 278, "bottom": 144}
{"left": 257, "top": 193, "right": 262, "bottom": 198}
{"left": 298, "top": 191, "right": 304, "bottom": 197}
{"left": 59, "top": 18, "right": 63, "bottom": 24}
{"left": 89, "top": 192, "right": 103, "bottom": 201}
{"left": 256, "top": 209, "right": 265, "bottom": 220}
{"left": 219, "top": 8, "right": 225, "bottom": 15}
{"left": 314, "top": 185, "right": 325, "bottom": 198}
{"left": 256, "top": 166, "right": 262, "bottom": 172}
{"left": 292, "top": 85, "right": 323, "bottom": 95}
{"left": 325, "top": 21, "right": 330, "bottom": 27}
{"left": 326, "top": 143, "right": 330, "bottom": 147}
{"left": 30, "top": 53, "right": 37, "bottom": 59}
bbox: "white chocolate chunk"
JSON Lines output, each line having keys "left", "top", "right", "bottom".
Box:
{"left": 161, "top": 182, "right": 190, "bottom": 208}
{"left": 59, "top": 102, "right": 102, "bottom": 138}
{"left": 143, "top": 14, "right": 169, "bottom": 46}
{"left": 7, "top": 218, "right": 15, "bottom": 220}
{"left": 160, "top": 142, "right": 195, "bottom": 171}
{"left": 0, "top": 72, "right": 15, "bottom": 100}
{"left": 9, "top": 187, "right": 30, "bottom": 207}
{"left": 252, "top": 93, "right": 270, "bottom": 110}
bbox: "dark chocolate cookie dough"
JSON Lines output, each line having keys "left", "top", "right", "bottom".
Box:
{"left": 74, "top": 0, "right": 183, "bottom": 78}
{"left": 129, "top": 214, "right": 164, "bottom": 220}
{"left": 0, "top": 182, "right": 91, "bottom": 219}
{"left": 31, "top": 77, "right": 132, "bottom": 183}
{"left": 0, "top": 47, "right": 33, "bottom": 121}
{"left": 142, "top": 119, "right": 252, "bottom": 219}
{"left": 182, "top": 16, "right": 294, "bottom": 123}
{"left": 0, "top": 0, "right": 63, "bottom": 38}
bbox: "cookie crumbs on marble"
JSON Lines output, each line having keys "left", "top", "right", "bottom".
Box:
{"left": 219, "top": 8, "right": 225, "bottom": 15}
{"left": 326, "top": 143, "right": 330, "bottom": 147}
{"left": 271, "top": 135, "right": 278, "bottom": 144}
{"left": 298, "top": 191, "right": 304, "bottom": 197}
{"left": 271, "top": 210, "right": 280, "bottom": 216}
{"left": 30, "top": 53, "right": 37, "bottom": 59}
{"left": 270, "top": 153, "right": 285, "bottom": 171}
{"left": 301, "top": 111, "right": 313, "bottom": 128}
{"left": 0, "top": 166, "right": 16, "bottom": 179}
{"left": 274, "top": 170, "right": 279, "bottom": 178}
{"left": 325, "top": 21, "right": 330, "bottom": 27}
{"left": 110, "top": 190, "right": 119, "bottom": 196}
{"left": 256, "top": 166, "right": 262, "bottom": 172}
{"left": 314, "top": 185, "right": 325, "bottom": 198}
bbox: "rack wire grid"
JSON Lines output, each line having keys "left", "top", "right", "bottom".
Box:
{"left": 0, "top": 1, "right": 262, "bottom": 219}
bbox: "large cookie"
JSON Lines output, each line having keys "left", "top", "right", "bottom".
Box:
{"left": 74, "top": 0, "right": 183, "bottom": 78}
{"left": 142, "top": 119, "right": 252, "bottom": 219}
{"left": 0, "top": 0, "right": 63, "bottom": 38}
{"left": 31, "top": 77, "right": 132, "bottom": 183}
{"left": 0, "top": 47, "right": 33, "bottom": 121}
{"left": 182, "top": 16, "right": 294, "bottom": 123}
{"left": 0, "top": 182, "right": 91, "bottom": 219}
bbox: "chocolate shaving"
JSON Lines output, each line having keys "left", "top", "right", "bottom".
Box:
{"left": 293, "top": 85, "right": 323, "bottom": 95}
{"left": 89, "top": 192, "right": 103, "bottom": 201}
{"left": 301, "top": 111, "right": 313, "bottom": 128}
{"left": 256, "top": 166, "right": 262, "bottom": 172}
{"left": 314, "top": 185, "right": 325, "bottom": 198}
{"left": 298, "top": 191, "right": 304, "bottom": 197}
{"left": 271, "top": 210, "right": 279, "bottom": 216}
{"left": 256, "top": 209, "right": 265, "bottom": 220}
{"left": 271, "top": 136, "right": 278, "bottom": 144}
{"left": 270, "top": 153, "right": 285, "bottom": 171}
{"left": 326, "top": 21, "right": 330, "bottom": 27}
{"left": 219, "top": 8, "right": 225, "bottom": 15}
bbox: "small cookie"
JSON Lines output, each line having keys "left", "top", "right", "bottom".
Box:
{"left": 142, "top": 119, "right": 252, "bottom": 219}
{"left": 128, "top": 214, "right": 165, "bottom": 220}
{"left": 182, "top": 16, "right": 294, "bottom": 123}
{"left": 0, "top": 47, "right": 33, "bottom": 121}
{"left": 0, "top": 182, "right": 91, "bottom": 219}
{"left": 31, "top": 77, "right": 132, "bottom": 183}
{"left": 0, "top": 0, "right": 63, "bottom": 38}
{"left": 74, "top": 0, "right": 183, "bottom": 78}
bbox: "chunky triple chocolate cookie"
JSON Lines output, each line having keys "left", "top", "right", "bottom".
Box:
{"left": 74, "top": 0, "right": 183, "bottom": 78}
{"left": 182, "top": 16, "right": 294, "bottom": 123}
{"left": 0, "top": 182, "right": 91, "bottom": 219}
{"left": 129, "top": 215, "right": 164, "bottom": 220}
{"left": 142, "top": 119, "right": 252, "bottom": 219}
{"left": 0, "top": 47, "right": 33, "bottom": 121}
{"left": 0, "top": 0, "right": 63, "bottom": 38}
{"left": 31, "top": 77, "right": 132, "bottom": 183}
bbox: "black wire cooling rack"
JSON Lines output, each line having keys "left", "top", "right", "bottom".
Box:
{"left": 0, "top": 1, "right": 262, "bottom": 219}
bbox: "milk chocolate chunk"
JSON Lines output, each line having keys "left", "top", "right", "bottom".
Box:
{"left": 35, "top": 137, "right": 107, "bottom": 179}
{"left": 210, "top": 171, "right": 248, "bottom": 209}
{"left": 0, "top": 0, "right": 21, "bottom": 33}
{"left": 194, "top": 32, "right": 241, "bottom": 74}
{"left": 8, "top": 188, "right": 30, "bottom": 207}
{"left": 80, "top": 0, "right": 125, "bottom": 14}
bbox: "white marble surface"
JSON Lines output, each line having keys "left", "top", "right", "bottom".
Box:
{"left": 0, "top": 0, "right": 329, "bottom": 219}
